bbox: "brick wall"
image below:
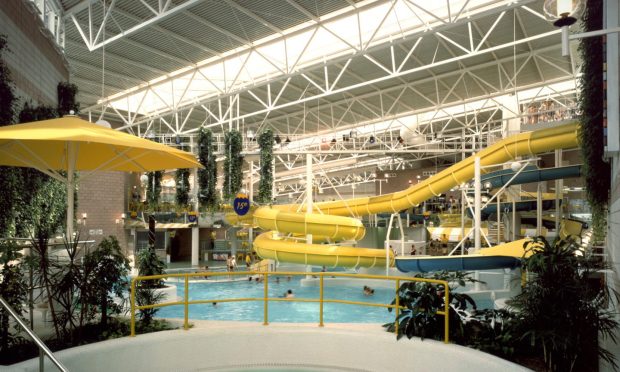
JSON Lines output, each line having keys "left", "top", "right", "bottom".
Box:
{"left": 76, "top": 172, "right": 131, "bottom": 253}
{"left": 0, "top": 0, "right": 69, "bottom": 107}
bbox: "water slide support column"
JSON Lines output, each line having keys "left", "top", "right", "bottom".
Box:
{"left": 461, "top": 187, "right": 466, "bottom": 254}
{"left": 536, "top": 182, "right": 543, "bottom": 236}
{"left": 306, "top": 154, "right": 313, "bottom": 277}
{"left": 497, "top": 192, "right": 501, "bottom": 243}
{"left": 475, "top": 135, "right": 485, "bottom": 288}
{"left": 461, "top": 129, "right": 466, "bottom": 253}
{"left": 249, "top": 161, "right": 254, "bottom": 257}
{"left": 555, "top": 149, "right": 562, "bottom": 234}
{"left": 474, "top": 157, "right": 481, "bottom": 251}
{"left": 385, "top": 214, "right": 395, "bottom": 276}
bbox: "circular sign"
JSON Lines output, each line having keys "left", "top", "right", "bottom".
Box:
{"left": 233, "top": 193, "right": 250, "bottom": 216}
{"left": 188, "top": 213, "right": 197, "bottom": 223}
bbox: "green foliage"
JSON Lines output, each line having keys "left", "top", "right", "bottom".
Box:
{"left": 0, "top": 168, "right": 22, "bottom": 237}
{"left": 0, "top": 34, "right": 17, "bottom": 126}
{"left": 82, "top": 236, "right": 130, "bottom": 328}
{"left": 18, "top": 101, "right": 57, "bottom": 123}
{"left": 508, "top": 236, "right": 619, "bottom": 371}
{"left": 383, "top": 271, "right": 479, "bottom": 342}
{"left": 57, "top": 82, "right": 80, "bottom": 116}
{"left": 383, "top": 271, "right": 518, "bottom": 360}
{"left": 146, "top": 171, "right": 163, "bottom": 208}
{"left": 257, "top": 129, "right": 274, "bottom": 203}
{"left": 0, "top": 35, "right": 20, "bottom": 237}
{"left": 19, "top": 170, "right": 67, "bottom": 239}
{"left": 135, "top": 287, "right": 165, "bottom": 326}
{"left": 198, "top": 127, "right": 218, "bottom": 210}
{"left": 578, "top": 0, "right": 610, "bottom": 230}
{"left": 15, "top": 102, "right": 66, "bottom": 240}
{"left": 135, "top": 247, "right": 166, "bottom": 325}
{"left": 0, "top": 240, "right": 27, "bottom": 353}
{"left": 175, "top": 168, "right": 191, "bottom": 208}
{"left": 223, "top": 129, "right": 243, "bottom": 200}
{"left": 137, "top": 247, "right": 166, "bottom": 289}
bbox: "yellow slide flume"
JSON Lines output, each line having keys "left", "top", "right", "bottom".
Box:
{"left": 251, "top": 123, "right": 579, "bottom": 268}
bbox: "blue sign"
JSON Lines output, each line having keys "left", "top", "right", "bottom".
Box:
{"left": 233, "top": 193, "right": 250, "bottom": 216}
{"left": 188, "top": 213, "right": 197, "bottom": 223}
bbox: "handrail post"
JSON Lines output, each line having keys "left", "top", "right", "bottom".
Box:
{"left": 263, "top": 273, "right": 269, "bottom": 325}
{"left": 319, "top": 274, "right": 324, "bottom": 327}
{"left": 130, "top": 278, "right": 136, "bottom": 337}
{"left": 0, "top": 297, "right": 68, "bottom": 372}
{"left": 444, "top": 281, "right": 450, "bottom": 344}
{"left": 394, "top": 279, "right": 400, "bottom": 336}
{"left": 184, "top": 274, "right": 189, "bottom": 330}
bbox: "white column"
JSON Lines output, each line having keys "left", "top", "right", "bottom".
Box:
{"left": 306, "top": 154, "right": 313, "bottom": 275}
{"left": 249, "top": 161, "right": 254, "bottom": 257}
{"left": 191, "top": 226, "right": 199, "bottom": 267}
{"left": 497, "top": 192, "right": 501, "bottom": 243}
{"left": 555, "top": 149, "right": 562, "bottom": 233}
{"left": 249, "top": 161, "right": 254, "bottom": 202}
{"left": 474, "top": 157, "right": 481, "bottom": 250}
{"left": 536, "top": 182, "right": 542, "bottom": 236}
{"left": 164, "top": 230, "right": 171, "bottom": 264}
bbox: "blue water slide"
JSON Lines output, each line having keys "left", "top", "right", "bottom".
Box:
{"left": 480, "top": 165, "right": 582, "bottom": 189}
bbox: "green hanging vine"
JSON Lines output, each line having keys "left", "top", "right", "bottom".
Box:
{"left": 198, "top": 127, "right": 218, "bottom": 210}
{"left": 175, "top": 168, "right": 190, "bottom": 209}
{"left": 146, "top": 171, "right": 163, "bottom": 209}
{"left": 223, "top": 130, "right": 243, "bottom": 201}
{"left": 257, "top": 129, "right": 274, "bottom": 203}
{"left": 578, "top": 0, "right": 609, "bottom": 237}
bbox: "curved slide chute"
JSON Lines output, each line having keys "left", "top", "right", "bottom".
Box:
{"left": 248, "top": 123, "right": 579, "bottom": 269}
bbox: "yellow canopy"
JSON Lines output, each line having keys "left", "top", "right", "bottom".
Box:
{"left": 0, "top": 116, "right": 203, "bottom": 239}
{"left": 0, "top": 116, "right": 201, "bottom": 172}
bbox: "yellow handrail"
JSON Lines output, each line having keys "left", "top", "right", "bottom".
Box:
{"left": 129, "top": 271, "right": 451, "bottom": 343}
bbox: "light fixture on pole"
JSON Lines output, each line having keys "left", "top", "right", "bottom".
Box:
{"left": 543, "top": 0, "right": 584, "bottom": 56}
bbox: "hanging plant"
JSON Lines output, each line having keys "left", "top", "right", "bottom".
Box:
{"left": 175, "top": 168, "right": 190, "bottom": 209}
{"left": 146, "top": 171, "right": 163, "bottom": 208}
{"left": 578, "top": 0, "right": 609, "bottom": 237}
{"left": 257, "top": 129, "right": 274, "bottom": 203}
{"left": 57, "top": 82, "right": 80, "bottom": 116}
{"left": 198, "top": 127, "right": 218, "bottom": 210}
{"left": 223, "top": 129, "right": 243, "bottom": 200}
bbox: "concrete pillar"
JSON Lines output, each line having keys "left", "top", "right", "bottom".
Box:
{"left": 191, "top": 227, "right": 199, "bottom": 267}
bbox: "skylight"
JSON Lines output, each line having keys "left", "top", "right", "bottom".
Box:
{"left": 102, "top": 0, "right": 515, "bottom": 117}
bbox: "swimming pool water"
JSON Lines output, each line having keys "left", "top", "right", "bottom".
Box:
{"left": 156, "top": 276, "right": 397, "bottom": 323}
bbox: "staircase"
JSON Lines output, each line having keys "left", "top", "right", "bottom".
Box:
{"left": 487, "top": 221, "right": 505, "bottom": 244}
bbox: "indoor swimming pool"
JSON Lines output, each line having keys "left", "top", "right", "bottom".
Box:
{"left": 156, "top": 275, "right": 397, "bottom": 323}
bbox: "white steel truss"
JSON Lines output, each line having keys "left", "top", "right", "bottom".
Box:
{"left": 65, "top": 0, "right": 206, "bottom": 51}
{"left": 82, "top": 0, "right": 567, "bottom": 136}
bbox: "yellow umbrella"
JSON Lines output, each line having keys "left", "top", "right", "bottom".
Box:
{"left": 0, "top": 115, "right": 203, "bottom": 239}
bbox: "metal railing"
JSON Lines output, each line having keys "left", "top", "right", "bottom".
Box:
{"left": 130, "top": 271, "right": 450, "bottom": 343}
{"left": 0, "top": 297, "right": 67, "bottom": 372}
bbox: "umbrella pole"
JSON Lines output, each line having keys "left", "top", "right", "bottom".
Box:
{"left": 66, "top": 146, "right": 75, "bottom": 242}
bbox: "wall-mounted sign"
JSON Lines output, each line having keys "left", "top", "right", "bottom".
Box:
{"left": 233, "top": 193, "right": 250, "bottom": 216}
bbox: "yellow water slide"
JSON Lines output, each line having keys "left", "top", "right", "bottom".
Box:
{"left": 248, "top": 123, "right": 579, "bottom": 268}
